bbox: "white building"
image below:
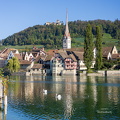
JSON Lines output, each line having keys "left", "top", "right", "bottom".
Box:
{"left": 63, "top": 10, "right": 71, "bottom": 49}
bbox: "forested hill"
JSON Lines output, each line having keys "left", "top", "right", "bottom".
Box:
{"left": 2, "top": 19, "right": 120, "bottom": 49}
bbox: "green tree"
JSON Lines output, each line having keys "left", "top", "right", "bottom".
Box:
{"left": 7, "top": 57, "right": 20, "bottom": 73}
{"left": 84, "top": 24, "right": 94, "bottom": 73}
{"left": 95, "top": 26, "right": 103, "bottom": 70}
{"left": 0, "top": 68, "right": 3, "bottom": 76}
{"left": 7, "top": 59, "right": 14, "bottom": 72}
{"left": 13, "top": 57, "right": 20, "bottom": 72}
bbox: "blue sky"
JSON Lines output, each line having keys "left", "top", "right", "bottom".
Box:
{"left": 0, "top": 0, "right": 119, "bottom": 40}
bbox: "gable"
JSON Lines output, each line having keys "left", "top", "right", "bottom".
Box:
{"left": 111, "top": 46, "right": 118, "bottom": 54}
{"left": 7, "top": 51, "right": 14, "bottom": 60}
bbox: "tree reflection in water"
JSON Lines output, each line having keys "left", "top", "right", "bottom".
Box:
{"left": 3, "top": 75, "right": 120, "bottom": 120}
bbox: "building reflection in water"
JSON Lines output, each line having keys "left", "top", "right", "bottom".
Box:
{"left": 63, "top": 75, "right": 75, "bottom": 119}
{"left": 0, "top": 81, "right": 8, "bottom": 120}
{"left": 8, "top": 75, "right": 120, "bottom": 119}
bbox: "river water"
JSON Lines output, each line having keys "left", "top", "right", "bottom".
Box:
{"left": 1, "top": 75, "right": 120, "bottom": 120}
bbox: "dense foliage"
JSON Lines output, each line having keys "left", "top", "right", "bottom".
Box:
{"left": 2, "top": 19, "right": 120, "bottom": 49}
{"left": 84, "top": 24, "right": 94, "bottom": 72}
{"left": 7, "top": 57, "right": 20, "bottom": 73}
{"left": 94, "top": 26, "right": 102, "bottom": 70}
{"left": 0, "top": 68, "right": 3, "bottom": 76}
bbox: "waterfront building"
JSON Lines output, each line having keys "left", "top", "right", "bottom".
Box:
{"left": 51, "top": 50, "right": 77, "bottom": 75}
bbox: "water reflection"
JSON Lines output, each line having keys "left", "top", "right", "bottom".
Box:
{"left": 0, "top": 86, "right": 8, "bottom": 120}
{"left": 5, "top": 75, "right": 120, "bottom": 119}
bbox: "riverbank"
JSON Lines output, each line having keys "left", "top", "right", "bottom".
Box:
{"left": 11, "top": 70, "right": 120, "bottom": 76}
{"left": 87, "top": 70, "right": 120, "bottom": 76}
{"left": 79, "top": 70, "right": 120, "bottom": 76}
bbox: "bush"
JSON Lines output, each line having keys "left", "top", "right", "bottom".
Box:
{"left": 102, "top": 60, "right": 114, "bottom": 69}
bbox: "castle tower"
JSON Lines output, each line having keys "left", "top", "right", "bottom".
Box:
{"left": 63, "top": 10, "right": 71, "bottom": 49}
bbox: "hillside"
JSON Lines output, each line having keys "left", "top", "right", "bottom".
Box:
{"left": 2, "top": 19, "right": 120, "bottom": 49}
{"left": 72, "top": 34, "right": 120, "bottom": 51}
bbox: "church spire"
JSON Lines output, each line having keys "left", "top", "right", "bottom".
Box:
{"left": 65, "top": 9, "right": 70, "bottom": 37}
{"left": 63, "top": 9, "right": 71, "bottom": 49}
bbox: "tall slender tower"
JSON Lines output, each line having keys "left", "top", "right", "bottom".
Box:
{"left": 63, "top": 10, "right": 71, "bottom": 49}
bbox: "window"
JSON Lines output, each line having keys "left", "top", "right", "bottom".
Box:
{"left": 40, "top": 60, "right": 43, "bottom": 64}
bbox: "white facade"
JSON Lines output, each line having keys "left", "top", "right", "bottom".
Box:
{"left": 24, "top": 52, "right": 34, "bottom": 61}
{"left": 51, "top": 58, "right": 64, "bottom": 75}
{"left": 7, "top": 51, "right": 14, "bottom": 60}
{"left": 63, "top": 10, "right": 71, "bottom": 49}
{"left": 63, "top": 36, "right": 71, "bottom": 49}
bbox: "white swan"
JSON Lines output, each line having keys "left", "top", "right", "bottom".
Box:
{"left": 56, "top": 94, "right": 62, "bottom": 100}
{"left": 43, "top": 89, "right": 47, "bottom": 95}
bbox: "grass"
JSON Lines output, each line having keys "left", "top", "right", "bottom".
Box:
{"left": 102, "top": 33, "right": 120, "bottom": 51}
{"left": 72, "top": 33, "right": 120, "bottom": 51}
{"left": 72, "top": 37, "right": 84, "bottom": 47}
{"left": 0, "top": 45, "right": 43, "bottom": 51}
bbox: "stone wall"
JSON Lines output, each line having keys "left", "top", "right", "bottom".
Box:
{"left": 62, "top": 69, "right": 76, "bottom": 75}
{"left": 106, "top": 70, "right": 120, "bottom": 75}
{"left": 26, "top": 69, "right": 46, "bottom": 76}
{"left": 87, "top": 70, "right": 120, "bottom": 76}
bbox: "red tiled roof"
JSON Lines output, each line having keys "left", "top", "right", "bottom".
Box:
{"left": 58, "top": 50, "right": 69, "bottom": 59}
{"left": 32, "top": 64, "right": 42, "bottom": 69}
{"left": 47, "top": 49, "right": 58, "bottom": 55}
{"left": 66, "top": 47, "right": 84, "bottom": 52}
{"left": 69, "top": 54, "right": 77, "bottom": 61}
{"left": 102, "top": 47, "right": 113, "bottom": 58}
{"left": 0, "top": 48, "right": 18, "bottom": 54}
{"left": 112, "top": 54, "right": 120, "bottom": 59}
{"left": 45, "top": 55, "right": 53, "bottom": 61}
{"left": 19, "top": 60, "right": 31, "bottom": 65}
{"left": 14, "top": 54, "right": 22, "bottom": 60}
{"left": 72, "top": 51, "right": 84, "bottom": 60}
{"left": 102, "top": 47, "right": 113, "bottom": 55}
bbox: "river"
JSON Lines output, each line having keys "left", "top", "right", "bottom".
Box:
{"left": 1, "top": 75, "right": 120, "bottom": 120}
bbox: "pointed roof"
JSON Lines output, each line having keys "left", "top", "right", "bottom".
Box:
{"left": 64, "top": 9, "right": 70, "bottom": 37}
{"left": 72, "top": 51, "right": 84, "bottom": 60}
{"left": 58, "top": 50, "right": 69, "bottom": 59}
{"left": 102, "top": 47, "right": 113, "bottom": 57}
{"left": 68, "top": 54, "right": 77, "bottom": 61}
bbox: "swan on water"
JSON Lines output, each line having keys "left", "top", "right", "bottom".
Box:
{"left": 43, "top": 89, "right": 47, "bottom": 95}
{"left": 56, "top": 94, "right": 62, "bottom": 100}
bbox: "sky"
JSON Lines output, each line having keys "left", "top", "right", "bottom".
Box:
{"left": 0, "top": 0, "right": 119, "bottom": 40}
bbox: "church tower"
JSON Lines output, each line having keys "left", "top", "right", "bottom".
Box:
{"left": 63, "top": 10, "right": 71, "bottom": 49}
